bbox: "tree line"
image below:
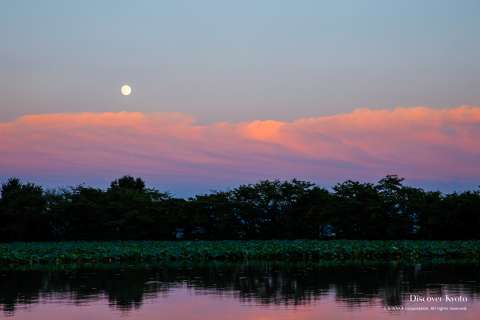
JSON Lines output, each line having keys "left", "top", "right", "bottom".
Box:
{"left": 0, "top": 175, "right": 478, "bottom": 241}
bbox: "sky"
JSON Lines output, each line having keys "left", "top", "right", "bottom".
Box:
{"left": 1, "top": 1, "right": 480, "bottom": 195}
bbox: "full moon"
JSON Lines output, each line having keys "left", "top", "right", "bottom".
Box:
{"left": 121, "top": 84, "right": 132, "bottom": 96}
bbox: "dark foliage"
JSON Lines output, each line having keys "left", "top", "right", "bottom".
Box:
{"left": 0, "top": 175, "right": 478, "bottom": 241}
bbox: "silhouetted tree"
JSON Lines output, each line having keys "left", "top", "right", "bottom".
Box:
{"left": 0, "top": 175, "right": 479, "bottom": 241}
{"left": 328, "top": 180, "right": 383, "bottom": 239}
{"left": 105, "top": 176, "right": 172, "bottom": 239}
{"left": 0, "top": 178, "right": 47, "bottom": 241}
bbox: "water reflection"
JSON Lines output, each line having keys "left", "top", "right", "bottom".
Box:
{"left": 0, "top": 261, "right": 479, "bottom": 317}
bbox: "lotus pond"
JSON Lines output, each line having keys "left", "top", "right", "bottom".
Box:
{"left": 1, "top": 260, "right": 480, "bottom": 319}
{"left": 1, "top": 240, "right": 479, "bottom": 264}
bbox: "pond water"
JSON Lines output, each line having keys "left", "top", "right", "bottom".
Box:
{"left": 1, "top": 261, "right": 479, "bottom": 319}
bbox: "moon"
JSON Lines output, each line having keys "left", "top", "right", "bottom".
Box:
{"left": 121, "top": 84, "right": 132, "bottom": 96}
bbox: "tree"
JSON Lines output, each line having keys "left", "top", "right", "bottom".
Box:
{"left": 106, "top": 176, "right": 172, "bottom": 239}
{"left": 375, "top": 175, "right": 422, "bottom": 239}
{"left": 329, "top": 180, "right": 383, "bottom": 239}
{"left": 230, "top": 179, "right": 316, "bottom": 239}
{"left": 0, "top": 178, "right": 47, "bottom": 241}
{"left": 109, "top": 176, "right": 146, "bottom": 192}
{"left": 0, "top": 175, "right": 479, "bottom": 241}
{"left": 285, "top": 186, "right": 331, "bottom": 239}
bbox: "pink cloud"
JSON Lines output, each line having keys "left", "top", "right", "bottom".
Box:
{"left": 1, "top": 106, "right": 479, "bottom": 192}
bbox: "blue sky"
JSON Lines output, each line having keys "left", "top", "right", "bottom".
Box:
{"left": 2, "top": 0, "right": 479, "bottom": 123}
{"left": 2, "top": 1, "right": 480, "bottom": 195}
